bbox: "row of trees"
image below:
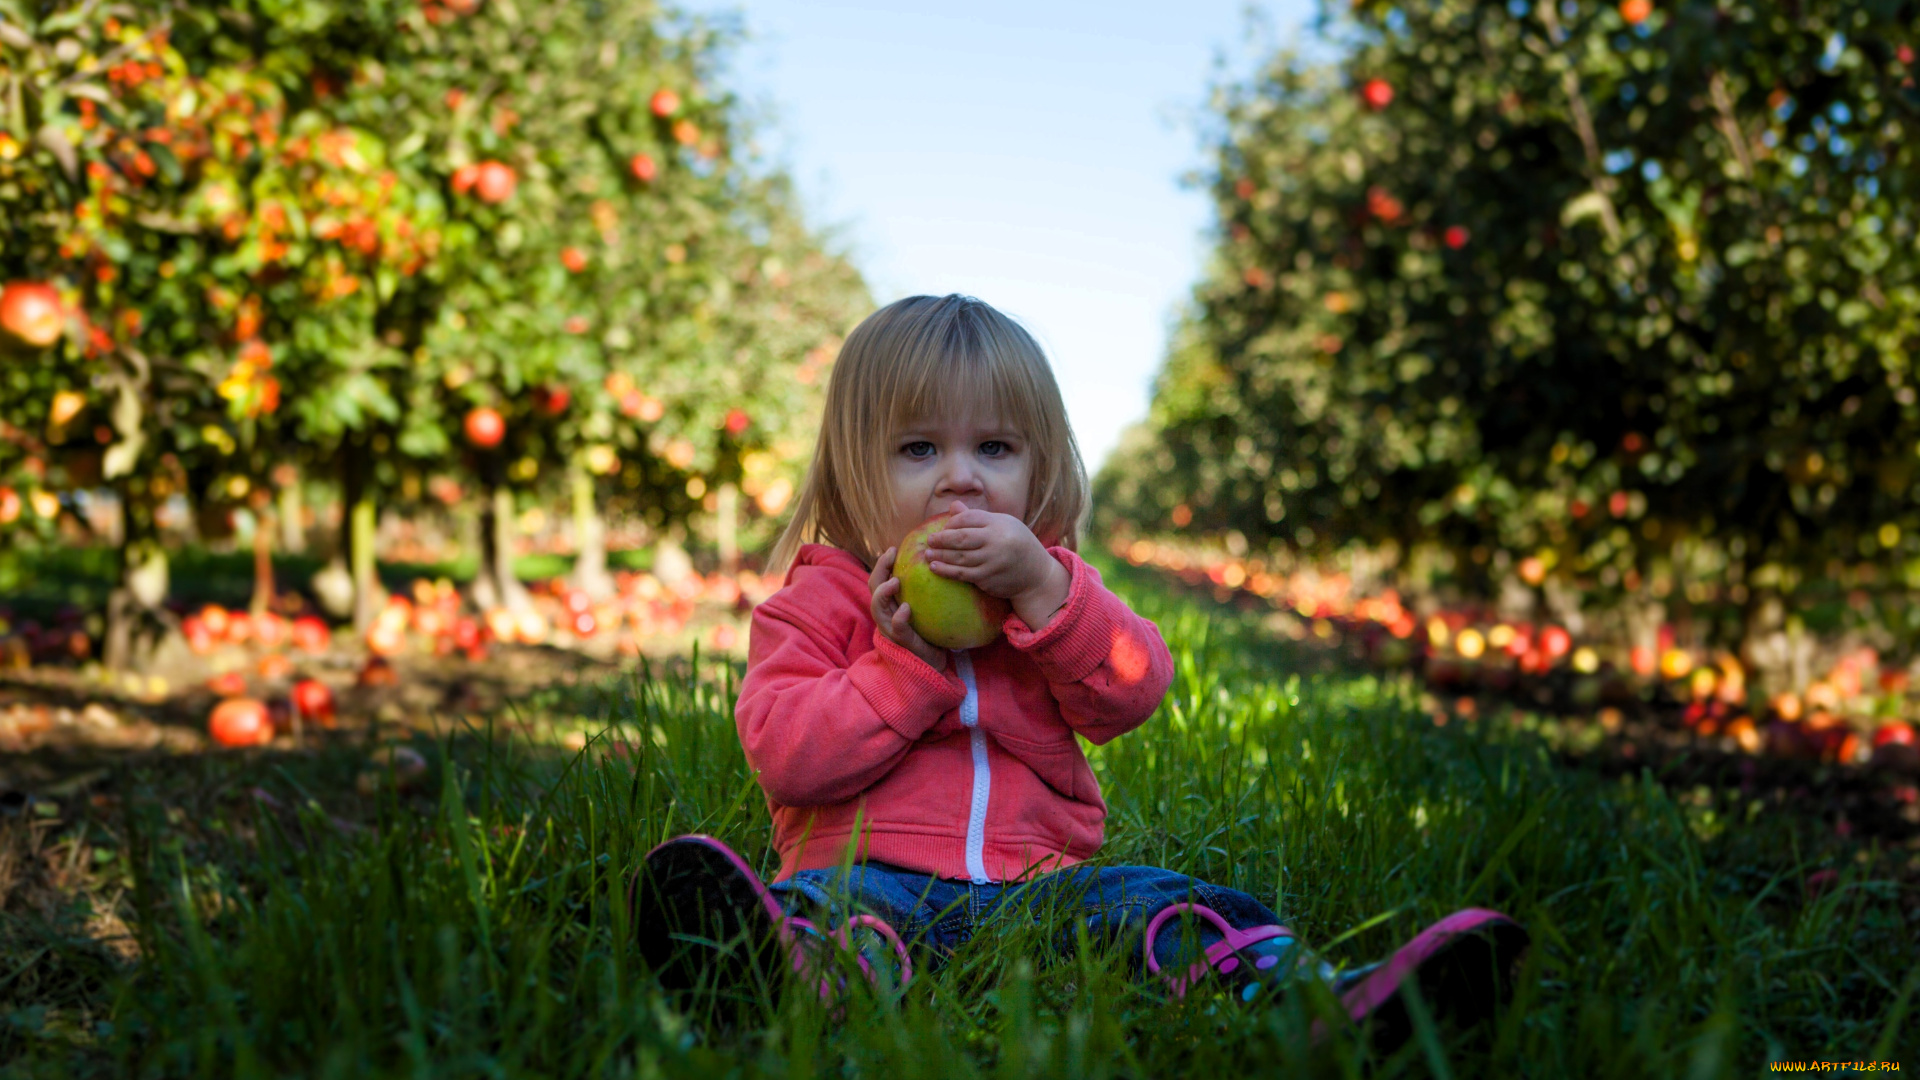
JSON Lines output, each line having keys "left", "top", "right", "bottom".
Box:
{"left": 0, "top": 0, "right": 867, "bottom": 668}
{"left": 1101, "top": 0, "right": 1920, "bottom": 649}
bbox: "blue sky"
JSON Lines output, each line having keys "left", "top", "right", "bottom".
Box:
{"left": 684, "top": 0, "right": 1322, "bottom": 471}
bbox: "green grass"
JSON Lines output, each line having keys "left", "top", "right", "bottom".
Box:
{"left": 2, "top": 563, "right": 1914, "bottom": 1077}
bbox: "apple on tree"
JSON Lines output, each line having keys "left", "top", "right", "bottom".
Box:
{"left": 465, "top": 406, "right": 505, "bottom": 448}
{"left": 1, "top": 282, "right": 63, "bottom": 348}
{"left": 473, "top": 161, "right": 517, "bottom": 203}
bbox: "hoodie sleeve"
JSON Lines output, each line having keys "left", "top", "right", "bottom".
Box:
{"left": 1001, "top": 548, "right": 1174, "bottom": 745}
{"left": 736, "top": 578, "right": 967, "bottom": 807}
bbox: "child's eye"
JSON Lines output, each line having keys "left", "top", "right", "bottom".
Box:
{"left": 980, "top": 440, "right": 1008, "bottom": 457}
{"left": 902, "top": 441, "right": 936, "bottom": 459}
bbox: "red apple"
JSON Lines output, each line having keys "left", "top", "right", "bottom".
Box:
{"left": 200, "top": 604, "right": 231, "bottom": 640}
{"left": 1443, "top": 225, "right": 1470, "bottom": 250}
{"left": 291, "top": 678, "right": 336, "bottom": 726}
{"left": 629, "top": 153, "right": 657, "bottom": 183}
{"left": 561, "top": 247, "right": 587, "bottom": 273}
{"left": 0, "top": 282, "right": 63, "bottom": 348}
{"left": 451, "top": 164, "right": 480, "bottom": 196}
{"left": 473, "top": 160, "right": 516, "bottom": 203}
{"left": 1360, "top": 78, "right": 1394, "bottom": 111}
{"left": 253, "top": 611, "right": 289, "bottom": 650}
{"left": 358, "top": 655, "right": 399, "bottom": 687}
{"left": 464, "top": 406, "right": 505, "bottom": 448}
{"left": 0, "top": 486, "right": 18, "bottom": 524}
{"left": 534, "top": 385, "right": 571, "bottom": 416}
{"left": 208, "top": 670, "right": 248, "bottom": 697}
{"left": 1539, "top": 625, "right": 1572, "bottom": 659}
{"left": 183, "top": 615, "right": 216, "bottom": 656}
{"left": 291, "top": 614, "right": 331, "bottom": 653}
{"left": 1619, "top": 0, "right": 1652, "bottom": 25}
{"left": 650, "top": 88, "right": 681, "bottom": 117}
{"left": 209, "top": 697, "right": 273, "bottom": 747}
{"left": 571, "top": 611, "right": 597, "bottom": 637}
{"left": 724, "top": 408, "right": 749, "bottom": 435}
{"left": 1873, "top": 722, "right": 1916, "bottom": 748}
{"left": 256, "top": 653, "right": 294, "bottom": 679}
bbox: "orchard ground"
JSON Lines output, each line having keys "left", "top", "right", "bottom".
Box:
{"left": 0, "top": 554, "right": 1913, "bottom": 1077}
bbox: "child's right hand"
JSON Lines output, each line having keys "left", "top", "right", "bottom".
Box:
{"left": 869, "top": 546, "right": 949, "bottom": 671}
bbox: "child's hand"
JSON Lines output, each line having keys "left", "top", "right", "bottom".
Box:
{"left": 923, "top": 501, "right": 1072, "bottom": 631}
{"left": 869, "top": 546, "right": 950, "bottom": 671}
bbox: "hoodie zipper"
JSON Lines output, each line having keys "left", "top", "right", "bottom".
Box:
{"left": 953, "top": 650, "right": 993, "bottom": 884}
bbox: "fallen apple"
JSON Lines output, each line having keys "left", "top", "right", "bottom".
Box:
{"left": 209, "top": 697, "right": 273, "bottom": 747}
{"left": 291, "top": 614, "right": 331, "bottom": 653}
{"left": 291, "top": 678, "right": 336, "bottom": 726}
{"left": 1873, "top": 722, "right": 1916, "bottom": 748}
{"left": 894, "top": 513, "right": 1011, "bottom": 651}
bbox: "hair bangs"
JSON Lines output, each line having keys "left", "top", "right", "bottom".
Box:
{"left": 770, "top": 294, "right": 1090, "bottom": 574}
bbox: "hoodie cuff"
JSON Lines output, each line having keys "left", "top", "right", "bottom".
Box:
{"left": 849, "top": 628, "right": 968, "bottom": 741}
{"left": 1002, "top": 548, "right": 1113, "bottom": 685}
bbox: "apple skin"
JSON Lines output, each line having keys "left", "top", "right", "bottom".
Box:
{"left": 465, "top": 406, "right": 505, "bottom": 448}
{"left": 1, "top": 282, "right": 63, "bottom": 348}
{"left": 209, "top": 698, "right": 273, "bottom": 747}
{"left": 895, "top": 513, "right": 1011, "bottom": 651}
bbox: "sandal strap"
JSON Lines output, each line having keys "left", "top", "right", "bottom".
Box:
{"left": 1143, "top": 903, "right": 1297, "bottom": 996}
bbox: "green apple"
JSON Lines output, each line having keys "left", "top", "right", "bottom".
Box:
{"left": 896, "top": 513, "right": 1011, "bottom": 650}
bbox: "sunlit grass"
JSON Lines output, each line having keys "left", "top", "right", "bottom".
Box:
{"left": 3, "top": 562, "right": 1913, "bottom": 1077}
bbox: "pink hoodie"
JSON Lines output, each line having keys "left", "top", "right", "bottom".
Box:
{"left": 736, "top": 543, "right": 1174, "bottom": 882}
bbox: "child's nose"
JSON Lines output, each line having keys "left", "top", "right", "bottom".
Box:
{"left": 935, "top": 455, "right": 984, "bottom": 496}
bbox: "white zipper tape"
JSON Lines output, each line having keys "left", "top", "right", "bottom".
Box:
{"left": 953, "top": 650, "right": 993, "bottom": 885}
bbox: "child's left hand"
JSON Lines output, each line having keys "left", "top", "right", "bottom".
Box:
{"left": 924, "top": 501, "right": 1072, "bottom": 631}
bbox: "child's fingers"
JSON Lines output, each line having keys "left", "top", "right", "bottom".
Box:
{"left": 930, "top": 559, "right": 981, "bottom": 582}
{"left": 926, "top": 527, "right": 984, "bottom": 550}
{"left": 869, "top": 546, "right": 899, "bottom": 589}
{"left": 942, "top": 507, "right": 993, "bottom": 531}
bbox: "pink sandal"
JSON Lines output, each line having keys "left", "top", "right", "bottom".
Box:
{"left": 1321, "top": 907, "right": 1529, "bottom": 1048}
{"left": 631, "top": 835, "right": 912, "bottom": 999}
{"left": 1142, "top": 902, "right": 1298, "bottom": 997}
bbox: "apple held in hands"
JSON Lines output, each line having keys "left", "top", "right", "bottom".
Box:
{"left": 895, "top": 513, "right": 1010, "bottom": 650}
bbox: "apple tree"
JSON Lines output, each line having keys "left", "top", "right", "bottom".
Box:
{"left": 1104, "top": 0, "right": 1920, "bottom": 652}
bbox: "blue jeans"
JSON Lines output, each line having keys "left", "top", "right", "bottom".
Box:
{"left": 769, "top": 862, "right": 1293, "bottom": 979}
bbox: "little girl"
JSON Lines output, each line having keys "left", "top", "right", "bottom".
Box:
{"left": 634, "top": 294, "right": 1527, "bottom": 1042}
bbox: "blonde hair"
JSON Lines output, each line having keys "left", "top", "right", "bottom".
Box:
{"left": 770, "top": 294, "right": 1088, "bottom": 573}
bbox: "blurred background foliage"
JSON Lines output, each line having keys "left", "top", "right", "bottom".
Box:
{"left": 1101, "top": 0, "right": 1920, "bottom": 652}
{"left": 0, "top": 0, "right": 867, "bottom": 658}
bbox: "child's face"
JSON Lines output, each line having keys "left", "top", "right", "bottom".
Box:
{"left": 888, "top": 408, "right": 1031, "bottom": 544}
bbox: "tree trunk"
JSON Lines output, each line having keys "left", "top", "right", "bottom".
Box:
{"left": 476, "top": 480, "right": 530, "bottom": 612}
{"left": 570, "top": 457, "right": 614, "bottom": 600}
{"left": 716, "top": 482, "right": 740, "bottom": 576}
{"left": 103, "top": 486, "right": 169, "bottom": 672}
{"left": 341, "top": 439, "right": 382, "bottom": 632}
{"left": 278, "top": 468, "right": 306, "bottom": 554}
{"left": 250, "top": 506, "right": 275, "bottom": 615}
